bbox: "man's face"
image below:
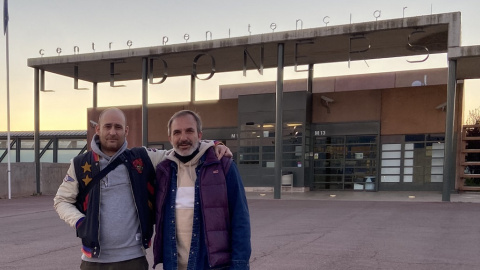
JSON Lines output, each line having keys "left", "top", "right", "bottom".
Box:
{"left": 169, "top": 114, "right": 202, "bottom": 156}
{"left": 95, "top": 109, "right": 129, "bottom": 156}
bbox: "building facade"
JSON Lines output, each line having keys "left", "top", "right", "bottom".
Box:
{"left": 83, "top": 68, "right": 462, "bottom": 192}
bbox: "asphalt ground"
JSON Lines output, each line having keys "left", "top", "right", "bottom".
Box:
{"left": 1, "top": 192, "right": 480, "bottom": 270}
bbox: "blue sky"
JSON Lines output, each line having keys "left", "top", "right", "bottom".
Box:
{"left": 1, "top": 0, "right": 480, "bottom": 130}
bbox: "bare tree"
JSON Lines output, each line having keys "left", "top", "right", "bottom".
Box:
{"left": 465, "top": 107, "right": 480, "bottom": 125}
{"left": 464, "top": 106, "right": 480, "bottom": 186}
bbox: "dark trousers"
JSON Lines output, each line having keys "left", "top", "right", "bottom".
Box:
{"left": 80, "top": 256, "right": 149, "bottom": 270}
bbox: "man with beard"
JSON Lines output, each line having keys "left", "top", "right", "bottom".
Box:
{"left": 153, "top": 110, "right": 251, "bottom": 270}
{"left": 54, "top": 107, "right": 230, "bottom": 270}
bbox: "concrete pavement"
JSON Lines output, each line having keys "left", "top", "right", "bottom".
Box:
{"left": 246, "top": 190, "right": 480, "bottom": 203}
{"left": 1, "top": 192, "right": 480, "bottom": 269}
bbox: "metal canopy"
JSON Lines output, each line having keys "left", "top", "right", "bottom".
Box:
{"left": 27, "top": 12, "right": 477, "bottom": 83}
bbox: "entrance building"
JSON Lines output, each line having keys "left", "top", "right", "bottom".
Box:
{"left": 79, "top": 68, "right": 455, "bottom": 192}
{"left": 27, "top": 12, "right": 480, "bottom": 199}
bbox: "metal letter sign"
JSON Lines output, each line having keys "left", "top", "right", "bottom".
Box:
{"left": 348, "top": 35, "right": 371, "bottom": 68}
{"left": 41, "top": 19, "right": 434, "bottom": 86}
{"left": 406, "top": 29, "right": 429, "bottom": 63}
{"left": 323, "top": 16, "right": 330, "bottom": 26}
{"left": 270, "top": 23, "right": 277, "bottom": 32}
{"left": 40, "top": 69, "right": 54, "bottom": 92}
{"left": 243, "top": 46, "right": 264, "bottom": 76}
{"left": 110, "top": 62, "right": 126, "bottom": 87}
{"left": 294, "top": 40, "right": 314, "bottom": 72}
{"left": 373, "top": 10, "right": 381, "bottom": 21}
{"left": 74, "top": 65, "right": 88, "bottom": 90}
{"left": 192, "top": 53, "right": 215, "bottom": 80}
{"left": 149, "top": 58, "right": 168, "bottom": 84}
{"left": 296, "top": 19, "right": 303, "bottom": 30}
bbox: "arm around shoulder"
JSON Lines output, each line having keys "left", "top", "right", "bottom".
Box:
{"left": 143, "top": 146, "right": 172, "bottom": 168}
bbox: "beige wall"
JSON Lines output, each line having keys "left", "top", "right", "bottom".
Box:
{"left": 311, "top": 84, "right": 450, "bottom": 136}
{"left": 148, "top": 100, "right": 238, "bottom": 143}
{"left": 312, "top": 90, "right": 382, "bottom": 123}
{"left": 381, "top": 86, "right": 447, "bottom": 135}
{"left": 220, "top": 68, "right": 447, "bottom": 98}
{"left": 85, "top": 69, "right": 453, "bottom": 145}
{"left": 87, "top": 85, "right": 450, "bottom": 144}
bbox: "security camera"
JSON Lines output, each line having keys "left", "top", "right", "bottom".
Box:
{"left": 89, "top": 120, "right": 98, "bottom": 128}
{"left": 435, "top": 102, "right": 447, "bottom": 111}
{"left": 321, "top": 96, "right": 334, "bottom": 103}
{"left": 320, "top": 95, "right": 334, "bottom": 114}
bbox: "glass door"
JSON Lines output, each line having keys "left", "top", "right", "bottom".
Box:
{"left": 344, "top": 136, "right": 377, "bottom": 190}
{"left": 313, "top": 136, "right": 345, "bottom": 190}
{"left": 313, "top": 135, "right": 378, "bottom": 190}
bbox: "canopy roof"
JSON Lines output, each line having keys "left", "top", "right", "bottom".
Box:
{"left": 27, "top": 12, "right": 480, "bottom": 82}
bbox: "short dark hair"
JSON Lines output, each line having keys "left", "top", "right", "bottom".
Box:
{"left": 167, "top": 110, "right": 202, "bottom": 136}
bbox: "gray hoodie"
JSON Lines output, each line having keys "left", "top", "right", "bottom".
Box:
{"left": 82, "top": 135, "right": 145, "bottom": 263}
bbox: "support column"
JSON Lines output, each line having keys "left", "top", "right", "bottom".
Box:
{"left": 307, "top": 64, "right": 314, "bottom": 93}
{"left": 190, "top": 74, "right": 196, "bottom": 103}
{"left": 274, "top": 43, "right": 285, "bottom": 199}
{"left": 93, "top": 82, "right": 98, "bottom": 108}
{"left": 15, "top": 138, "right": 20, "bottom": 162}
{"left": 142, "top": 58, "right": 149, "bottom": 146}
{"left": 34, "top": 68, "right": 41, "bottom": 195}
{"left": 53, "top": 138, "right": 58, "bottom": 163}
{"left": 443, "top": 59, "right": 457, "bottom": 202}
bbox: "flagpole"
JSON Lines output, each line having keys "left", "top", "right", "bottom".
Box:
{"left": 6, "top": 25, "right": 11, "bottom": 200}
{"left": 4, "top": 0, "right": 11, "bottom": 199}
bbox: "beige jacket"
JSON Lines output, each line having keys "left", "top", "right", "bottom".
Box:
{"left": 53, "top": 147, "right": 169, "bottom": 228}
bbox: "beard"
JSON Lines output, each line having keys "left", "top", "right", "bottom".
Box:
{"left": 173, "top": 139, "right": 198, "bottom": 156}
{"left": 100, "top": 135, "right": 124, "bottom": 153}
